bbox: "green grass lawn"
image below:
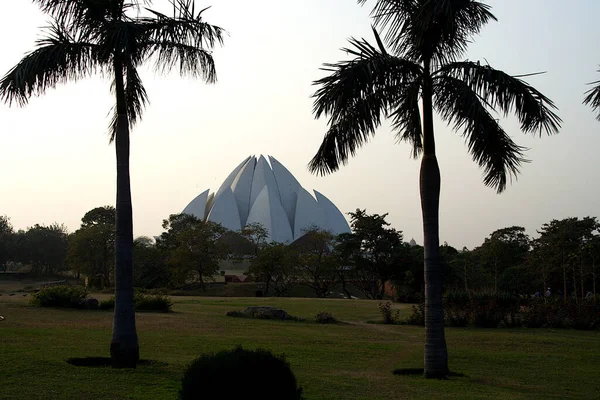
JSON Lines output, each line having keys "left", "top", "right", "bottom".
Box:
{"left": 0, "top": 295, "right": 598, "bottom": 399}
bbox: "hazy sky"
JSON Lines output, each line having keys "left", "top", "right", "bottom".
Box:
{"left": 1, "top": 0, "right": 599, "bottom": 249}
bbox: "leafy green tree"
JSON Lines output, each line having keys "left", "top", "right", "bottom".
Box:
{"left": 336, "top": 210, "right": 406, "bottom": 300}
{"left": 1, "top": 0, "right": 224, "bottom": 367}
{"left": 0, "top": 216, "right": 14, "bottom": 273}
{"left": 292, "top": 228, "right": 339, "bottom": 298}
{"left": 307, "top": 0, "right": 560, "bottom": 377}
{"left": 583, "top": 68, "right": 600, "bottom": 120}
{"left": 132, "top": 236, "right": 170, "bottom": 289}
{"left": 535, "top": 218, "right": 598, "bottom": 301}
{"left": 249, "top": 242, "right": 296, "bottom": 297}
{"left": 478, "top": 226, "right": 530, "bottom": 293}
{"left": 24, "top": 223, "right": 69, "bottom": 275}
{"left": 68, "top": 206, "right": 116, "bottom": 283}
{"left": 160, "top": 214, "right": 228, "bottom": 289}
{"left": 239, "top": 223, "right": 269, "bottom": 256}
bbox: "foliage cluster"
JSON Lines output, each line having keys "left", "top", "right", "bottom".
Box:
{"left": 179, "top": 346, "right": 304, "bottom": 400}
{"left": 314, "top": 311, "right": 337, "bottom": 324}
{"left": 399, "top": 291, "right": 600, "bottom": 330}
{"left": 100, "top": 293, "right": 173, "bottom": 313}
{"left": 30, "top": 285, "right": 89, "bottom": 308}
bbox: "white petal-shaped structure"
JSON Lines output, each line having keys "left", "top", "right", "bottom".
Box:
{"left": 249, "top": 156, "right": 280, "bottom": 212}
{"left": 314, "top": 190, "right": 351, "bottom": 235}
{"left": 182, "top": 189, "right": 209, "bottom": 219}
{"left": 246, "top": 185, "right": 294, "bottom": 243}
{"left": 294, "top": 188, "right": 325, "bottom": 239}
{"left": 204, "top": 192, "right": 215, "bottom": 220}
{"left": 231, "top": 156, "right": 256, "bottom": 226}
{"left": 207, "top": 187, "right": 242, "bottom": 232}
{"left": 182, "top": 154, "right": 350, "bottom": 242}
{"left": 214, "top": 156, "right": 251, "bottom": 200}
{"left": 269, "top": 155, "right": 300, "bottom": 232}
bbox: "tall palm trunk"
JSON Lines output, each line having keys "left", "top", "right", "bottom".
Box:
{"left": 421, "top": 58, "right": 448, "bottom": 379}
{"left": 110, "top": 56, "right": 139, "bottom": 368}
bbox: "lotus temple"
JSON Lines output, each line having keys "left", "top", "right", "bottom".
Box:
{"left": 181, "top": 155, "right": 351, "bottom": 243}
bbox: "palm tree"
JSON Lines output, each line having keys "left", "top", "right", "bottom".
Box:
{"left": 0, "top": 0, "right": 223, "bottom": 367}
{"left": 583, "top": 68, "right": 600, "bottom": 120}
{"left": 308, "top": 0, "right": 560, "bottom": 378}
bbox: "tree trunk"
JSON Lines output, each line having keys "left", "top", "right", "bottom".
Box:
{"left": 593, "top": 257, "right": 596, "bottom": 305}
{"left": 110, "top": 56, "right": 139, "bottom": 368}
{"left": 421, "top": 59, "right": 448, "bottom": 379}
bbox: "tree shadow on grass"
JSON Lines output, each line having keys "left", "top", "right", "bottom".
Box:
{"left": 66, "top": 357, "right": 167, "bottom": 368}
{"left": 393, "top": 368, "right": 467, "bottom": 379}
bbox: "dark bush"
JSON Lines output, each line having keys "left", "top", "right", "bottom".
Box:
{"left": 135, "top": 293, "right": 173, "bottom": 312}
{"left": 314, "top": 311, "right": 337, "bottom": 324}
{"left": 31, "top": 285, "right": 88, "bottom": 308}
{"left": 179, "top": 346, "right": 303, "bottom": 400}
{"left": 226, "top": 310, "right": 246, "bottom": 318}
{"left": 403, "top": 303, "right": 425, "bottom": 325}
{"left": 99, "top": 297, "right": 115, "bottom": 310}
{"left": 402, "top": 292, "right": 600, "bottom": 330}
{"left": 379, "top": 302, "right": 400, "bottom": 324}
{"left": 99, "top": 293, "right": 173, "bottom": 312}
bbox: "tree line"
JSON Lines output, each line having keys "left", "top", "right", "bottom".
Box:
{"left": 2, "top": 208, "right": 599, "bottom": 303}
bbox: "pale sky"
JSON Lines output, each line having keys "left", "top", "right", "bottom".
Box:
{"left": 1, "top": 0, "right": 599, "bottom": 249}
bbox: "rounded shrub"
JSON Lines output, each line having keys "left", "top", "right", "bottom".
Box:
{"left": 98, "top": 293, "right": 172, "bottom": 312}
{"left": 314, "top": 311, "right": 337, "bottom": 324}
{"left": 31, "top": 285, "right": 88, "bottom": 308}
{"left": 179, "top": 346, "right": 303, "bottom": 400}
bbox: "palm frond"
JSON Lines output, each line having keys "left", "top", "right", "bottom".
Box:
{"left": 389, "top": 80, "right": 422, "bottom": 158}
{"left": 310, "top": 33, "right": 422, "bottom": 174}
{"left": 108, "top": 63, "right": 148, "bottom": 141}
{"left": 145, "top": 41, "right": 216, "bottom": 81}
{"left": 434, "top": 75, "right": 528, "bottom": 193}
{"left": 359, "top": 0, "right": 496, "bottom": 63}
{"left": 139, "top": 0, "right": 223, "bottom": 81}
{"left": 583, "top": 69, "right": 600, "bottom": 121}
{"left": 0, "top": 22, "right": 101, "bottom": 105}
{"left": 439, "top": 61, "right": 562, "bottom": 135}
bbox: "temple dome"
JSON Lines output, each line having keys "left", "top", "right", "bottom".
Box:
{"left": 182, "top": 155, "right": 351, "bottom": 243}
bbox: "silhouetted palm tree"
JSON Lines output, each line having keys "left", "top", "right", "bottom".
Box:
{"left": 308, "top": 0, "right": 560, "bottom": 378}
{"left": 583, "top": 68, "right": 600, "bottom": 120}
{"left": 0, "top": 0, "right": 223, "bottom": 367}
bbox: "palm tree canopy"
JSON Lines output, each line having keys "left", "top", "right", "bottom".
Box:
{"left": 310, "top": 0, "right": 561, "bottom": 193}
{"left": 0, "top": 0, "right": 224, "bottom": 139}
{"left": 583, "top": 68, "right": 600, "bottom": 121}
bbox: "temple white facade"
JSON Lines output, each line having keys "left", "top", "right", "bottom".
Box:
{"left": 182, "top": 155, "right": 351, "bottom": 243}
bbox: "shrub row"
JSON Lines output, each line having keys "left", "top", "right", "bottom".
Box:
{"left": 100, "top": 293, "right": 173, "bottom": 313}
{"left": 31, "top": 286, "right": 89, "bottom": 308}
{"left": 31, "top": 286, "right": 172, "bottom": 312}
{"left": 396, "top": 292, "right": 600, "bottom": 330}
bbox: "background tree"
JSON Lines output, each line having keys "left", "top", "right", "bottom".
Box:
{"left": 0, "top": 0, "right": 224, "bottom": 367}
{"left": 67, "top": 206, "right": 116, "bottom": 284}
{"left": 160, "top": 214, "right": 228, "bottom": 289}
{"left": 249, "top": 242, "right": 296, "bottom": 297}
{"left": 308, "top": 0, "right": 560, "bottom": 378}
{"left": 536, "top": 217, "right": 597, "bottom": 300}
{"left": 292, "top": 228, "right": 339, "bottom": 298}
{"left": 239, "top": 223, "right": 269, "bottom": 256}
{"left": 0, "top": 216, "right": 13, "bottom": 273}
{"left": 24, "top": 223, "right": 69, "bottom": 275}
{"left": 478, "top": 226, "right": 530, "bottom": 293}
{"left": 132, "top": 236, "right": 170, "bottom": 289}
{"left": 337, "top": 210, "right": 405, "bottom": 300}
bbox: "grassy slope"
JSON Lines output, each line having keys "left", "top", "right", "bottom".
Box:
{"left": 0, "top": 295, "right": 598, "bottom": 399}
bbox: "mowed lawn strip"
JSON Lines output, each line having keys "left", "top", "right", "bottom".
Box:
{"left": 0, "top": 296, "right": 598, "bottom": 399}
